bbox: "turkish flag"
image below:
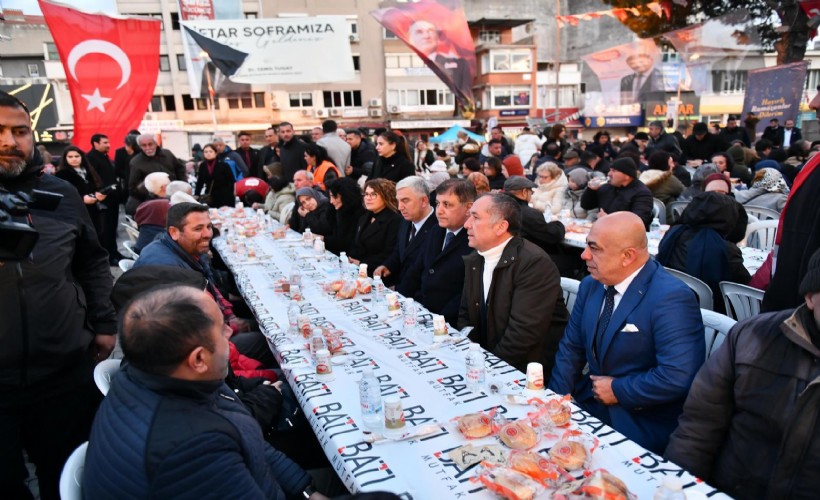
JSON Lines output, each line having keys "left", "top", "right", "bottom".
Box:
{"left": 38, "top": 0, "right": 160, "bottom": 157}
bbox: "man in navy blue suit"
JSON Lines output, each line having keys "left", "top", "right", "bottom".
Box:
{"left": 374, "top": 176, "right": 437, "bottom": 295}
{"left": 549, "top": 212, "right": 704, "bottom": 454}
{"left": 403, "top": 179, "right": 476, "bottom": 325}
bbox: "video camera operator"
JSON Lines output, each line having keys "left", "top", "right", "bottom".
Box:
{"left": 0, "top": 90, "right": 117, "bottom": 499}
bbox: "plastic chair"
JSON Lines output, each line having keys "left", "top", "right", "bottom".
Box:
{"left": 279, "top": 202, "right": 295, "bottom": 226}
{"left": 93, "top": 358, "right": 122, "bottom": 396}
{"left": 665, "top": 267, "right": 714, "bottom": 310}
{"left": 124, "top": 215, "right": 138, "bottom": 229}
{"left": 743, "top": 220, "right": 778, "bottom": 252}
{"left": 719, "top": 281, "right": 764, "bottom": 322}
{"left": 744, "top": 205, "right": 780, "bottom": 222}
{"left": 668, "top": 200, "right": 689, "bottom": 224}
{"left": 122, "top": 240, "right": 139, "bottom": 260}
{"left": 118, "top": 259, "right": 135, "bottom": 272}
{"left": 560, "top": 277, "right": 580, "bottom": 313}
{"left": 121, "top": 223, "right": 139, "bottom": 243}
{"left": 701, "top": 309, "right": 736, "bottom": 359}
{"left": 652, "top": 198, "right": 666, "bottom": 224}
{"left": 59, "top": 441, "right": 88, "bottom": 500}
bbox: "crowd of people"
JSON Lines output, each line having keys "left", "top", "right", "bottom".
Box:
{"left": 3, "top": 85, "right": 820, "bottom": 500}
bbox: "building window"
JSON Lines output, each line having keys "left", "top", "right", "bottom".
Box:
{"left": 176, "top": 55, "right": 187, "bottom": 71}
{"left": 182, "top": 94, "right": 195, "bottom": 110}
{"left": 241, "top": 95, "right": 253, "bottom": 108}
{"left": 537, "top": 85, "right": 578, "bottom": 108}
{"left": 27, "top": 64, "right": 40, "bottom": 77}
{"left": 386, "top": 88, "right": 454, "bottom": 107}
{"left": 323, "top": 90, "right": 362, "bottom": 108}
{"left": 44, "top": 42, "right": 59, "bottom": 61}
{"left": 478, "top": 30, "right": 501, "bottom": 44}
{"left": 246, "top": 12, "right": 258, "bottom": 19}
{"left": 491, "top": 86, "right": 531, "bottom": 108}
{"left": 163, "top": 95, "right": 177, "bottom": 112}
{"left": 711, "top": 70, "right": 746, "bottom": 94}
{"left": 805, "top": 69, "right": 820, "bottom": 91}
{"left": 195, "top": 98, "right": 209, "bottom": 111}
{"left": 170, "top": 13, "right": 180, "bottom": 30}
{"left": 253, "top": 92, "right": 265, "bottom": 108}
{"left": 227, "top": 98, "right": 241, "bottom": 109}
{"left": 384, "top": 28, "right": 398, "bottom": 40}
{"left": 352, "top": 55, "right": 360, "bottom": 71}
{"left": 289, "top": 92, "right": 313, "bottom": 107}
{"left": 159, "top": 55, "right": 170, "bottom": 72}
{"left": 490, "top": 49, "right": 532, "bottom": 73}
{"left": 149, "top": 96, "right": 162, "bottom": 112}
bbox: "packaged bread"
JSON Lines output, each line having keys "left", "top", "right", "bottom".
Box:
{"left": 555, "top": 469, "right": 634, "bottom": 500}
{"left": 548, "top": 440, "right": 587, "bottom": 471}
{"left": 475, "top": 463, "right": 543, "bottom": 500}
{"left": 336, "top": 280, "right": 357, "bottom": 299}
{"left": 456, "top": 412, "right": 494, "bottom": 439}
{"left": 507, "top": 450, "right": 570, "bottom": 487}
{"left": 544, "top": 396, "right": 572, "bottom": 427}
{"left": 498, "top": 421, "right": 538, "bottom": 450}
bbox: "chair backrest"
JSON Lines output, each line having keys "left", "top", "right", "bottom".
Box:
{"left": 719, "top": 281, "right": 764, "bottom": 322}
{"left": 743, "top": 220, "right": 778, "bottom": 252}
{"left": 744, "top": 204, "right": 780, "bottom": 222}
{"left": 124, "top": 215, "right": 138, "bottom": 229}
{"left": 118, "top": 259, "right": 135, "bottom": 272}
{"left": 560, "top": 277, "right": 581, "bottom": 314}
{"left": 701, "top": 309, "right": 736, "bottom": 358}
{"left": 652, "top": 198, "right": 666, "bottom": 224}
{"left": 665, "top": 267, "right": 714, "bottom": 310}
{"left": 280, "top": 201, "right": 295, "bottom": 225}
{"left": 668, "top": 200, "right": 689, "bottom": 224}
{"left": 122, "top": 240, "right": 139, "bottom": 260}
{"left": 93, "top": 358, "right": 122, "bottom": 396}
{"left": 59, "top": 441, "right": 89, "bottom": 500}
{"left": 121, "top": 223, "right": 140, "bottom": 243}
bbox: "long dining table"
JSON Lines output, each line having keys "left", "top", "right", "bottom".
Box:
{"left": 211, "top": 208, "right": 727, "bottom": 499}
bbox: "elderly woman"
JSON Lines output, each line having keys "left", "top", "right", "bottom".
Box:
{"left": 734, "top": 167, "right": 789, "bottom": 212}
{"left": 531, "top": 162, "right": 567, "bottom": 215}
{"left": 348, "top": 178, "right": 403, "bottom": 277}
{"left": 562, "top": 168, "right": 592, "bottom": 219}
{"left": 293, "top": 186, "right": 333, "bottom": 236}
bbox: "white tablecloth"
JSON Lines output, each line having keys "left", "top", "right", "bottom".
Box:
{"left": 213, "top": 216, "right": 727, "bottom": 499}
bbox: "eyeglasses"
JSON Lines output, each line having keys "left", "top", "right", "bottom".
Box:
{"left": 363, "top": 192, "right": 379, "bottom": 199}
{"left": 537, "top": 175, "right": 551, "bottom": 180}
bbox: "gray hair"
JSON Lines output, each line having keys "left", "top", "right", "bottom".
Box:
{"left": 211, "top": 136, "right": 225, "bottom": 144}
{"left": 137, "top": 133, "right": 157, "bottom": 144}
{"left": 295, "top": 169, "right": 314, "bottom": 181}
{"left": 167, "top": 180, "right": 192, "bottom": 197}
{"left": 482, "top": 193, "right": 521, "bottom": 236}
{"left": 396, "top": 176, "right": 429, "bottom": 198}
{"left": 536, "top": 162, "right": 562, "bottom": 178}
{"left": 144, "top": 172, "right": 171, "bottom": 195}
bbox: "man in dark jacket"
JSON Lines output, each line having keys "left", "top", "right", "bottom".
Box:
{"left": 114, "top": 130, "right": 140, "bottom": 206}
{"left": 236, "top": 131, "right": 260, "bottom": 178}
{"left": 128, "top": 133, "right": 185, "bottom": 214}
{"left": 648, "top": 120, "right": 681, "bottom": 155}
{"left": 87, "top": 133, "right": 124, "bottom": 265}
{"left": 665, "top": 248, "right": 820, "bottom": 499}
{"left": 0, "top": 91, "right": 116, "bottom": 499}
{"left": 581, "top": 157, "right": 654, "bottom": 229}
{"left": 502, "top": 176, "right": 565, "bottom": 256}
{"left": 681, "top": 122, "right": 726, "bottom": 164}
{"left": 213, "top": 136, "right": 249, "bottom": 180}
{"left": 345, "top": 129, "right": 377, "bottom": 180}
{"left": 458, "top": 193, "right": 569, "bottom": 374}
{"left": 256, "top": 127, "right": 280, "bottom": 175}
{"left": 83, "top": 286, "right": 323, "bottom": 499}
{"left": 278, "top": 122, "right": 307, "bottom": 182}
{"left": 718, "top": 115, "right": 751, "bottom": 147}
{"left": 762, "top": 118, "right": 785, "bottom": 147}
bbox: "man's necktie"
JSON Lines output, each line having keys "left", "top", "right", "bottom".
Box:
{"left": 633, "top": 73, "right": 644, "bottom": 102}
{"left": 442, "top": 231, "right": 454, "bottom": 250}
{"left": 593, "top": 286, "right": 617, "bottom": 359}
{"left": 408, "top": 224, "right": 417, "bottom": 243}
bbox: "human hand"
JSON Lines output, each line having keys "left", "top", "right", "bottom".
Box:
{"left": 83, "top": 194, "right": 98, "bottom": 205}
{"left": 94, "top": 192, "right": 107, "bottom": 202}
{"left": 589, "top": 375, "right": 618, "bottom": 405}
{"left": 348, "top": 257, "right": 360, "bottom": 266}
{"left": 230, "top": 317, "right": 251, "bottom": 333}
{"left": 373, "top": 265, "right": 390, "bottom": 278}
{"left": 297, "top": 206, "right": 309, "bottom": 217}
{"left": 92, "top": 334, "right": 116, "bottom": 362}
{"left": 345, "top": 165, "right": 353, "bottom": 176}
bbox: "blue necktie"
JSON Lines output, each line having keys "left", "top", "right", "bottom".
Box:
{"left": 442, "top": 231, "right": 454, "bottom": 250}
{"left": 594, "top": 286, "right": 616, "bottom": 360}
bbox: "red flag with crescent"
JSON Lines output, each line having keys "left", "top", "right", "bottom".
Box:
{"left": 38, "top": 0, "right": 160, "bottom": 156}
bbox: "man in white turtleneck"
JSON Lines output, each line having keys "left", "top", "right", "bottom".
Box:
{"left": 458, "top": 193, "right": 569, "bottom": 375}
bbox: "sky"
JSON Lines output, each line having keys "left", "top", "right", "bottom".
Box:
{"left": 1, "top": 0, "right": 117, "bottom": 15}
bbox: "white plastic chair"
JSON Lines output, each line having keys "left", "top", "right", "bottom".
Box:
{"left": 743, "top": 220, "right": 778, "bottom": 252}
{"left": 665, "top": 267, "right": 714, "bottom": 310}
{"left": 59, "top": 441, "right": 88, "bottom": 500}
{"left": 280, "top": 201, "right": 295, "bottom": 226}
{"left": 744, "top": 205, "right": 780, "bottom": 222}
{"left": 560, "top": 277, "right": 580, "bottom": 313}
{"left": 701, "top": 309, "right": 736, "bottom": 359}
{"left": 668, "top": 200, "right": 689, "bottom": 224}
{"left": 719, "top": 281, "right": 764, "bottom": 322}
{"left": 121, "top": 223, "right": 140, "bottom": 243}
{"left": 122, "top": 240, "right": 139, "bottom": 260}
{"left": 652, "top": 198, "right": 666, "bottom": 224}
{"left": 93, "top": 358, "right": 122, "bottom": 396}
{"left": 124, "top": 215, "right": 138, "bottom": 229}
{"left": 118, "top": 259, "right": 135, "bottom": 272}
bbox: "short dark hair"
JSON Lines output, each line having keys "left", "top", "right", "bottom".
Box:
{"left": 436, "top": 179, "right": 477, "bottom": 205}
{"left": 279, "top": 121, "right": 294, "bottom": 129}
{"left": 322, "top": 120, "right": 338, "bottom": 133}
{"left": 91, "top": 134, "right": 108, "bottom": 146}
{"left": 483, "top": 193, "right": 521, "bottom": 236}
{"left": 580, "top": 150, "right": 599, "bottom": 163}
{"left": 485, "top": 156, "right": 502, "bottom": 174}
{"left": 120, "top": 286, "right": 216, "bottom": 376}
{"left": 345, "top": 128, "right": 363, "bottom": 137}
{"left": 0, "top": 90, "right": 30, "bottom": 116}
{"left": 755, "top": 139, "right": 773, "bottom": 153}
{"left": 167, "top": 202, "right": 209, "bottom": 230}
{"left": 543, "top": 142, "right": 561, "bottom": 158}
{"left": 462, "top": 157, "right": 481, "bottom": 173}
{"left": 238, "top": 131, "right": 251, "bottom": 138}
{"left": 491, "top": 126, "right": 503, "bottom": 133}
{"left": 647, "top": 150, "right": 670, "bottom": 171}
{"left": 243, "top": 190, "right": 264, "bottom": 206}
{"left": 488, "top": 138, "right": 503, "bottom": 147}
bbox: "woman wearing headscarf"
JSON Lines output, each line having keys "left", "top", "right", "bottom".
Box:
{"left": 734, "top": 167, "right": 789, "bottom": 212}
{"left": 467, "top": 172, "right": 491, "bottom": 195}
{"left": 293, "top": 186, "right": 333, "bottom": 236}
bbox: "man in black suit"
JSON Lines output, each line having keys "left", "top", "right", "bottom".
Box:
{"left": 404, "top": 179, "right": 476, "bottom": 325}
{"left": 762, "top": 118, "right": 785, "bottom": 147}
{"left": 374, "top": 176, "right": 437, "bottom": 296}
{"left": 256, "top": 126, "right": 279, "bottom": 176}
{"left": 236, "top": 131, "right": 259, "bottom": 178}
{"left": 408, "top": 19, "right": 472, "bottom": 101}
{"left": 87, "top": 133, "right": 124, "bottom": 265}
{"left": 619, "top": 53, "right": 664, "bottom": 105}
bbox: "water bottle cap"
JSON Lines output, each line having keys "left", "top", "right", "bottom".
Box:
{"left": 469, "top": 343, "right": 480, "bottom": 351}
{"left": 361, "top": 365, "right": 373, "bottom": 375}
{"left": 312, "top": 328, "right": 323, "bottom": 336}
{"left": 662, "top": 477, "right": 682, "bottom": 491}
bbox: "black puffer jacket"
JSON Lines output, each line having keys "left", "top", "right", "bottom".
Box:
{"left": 580, "top": 178, "right": 654, "bottom": 229}
{"left": 666, "top": 306, "right": 820, "bottom": 499}
{"left": 0, "top": 151, "right": 116, "bottom": 387}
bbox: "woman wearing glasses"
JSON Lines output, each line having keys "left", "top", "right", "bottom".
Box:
{"left": 348, "top": 178, "right": 402, "bottom": 279}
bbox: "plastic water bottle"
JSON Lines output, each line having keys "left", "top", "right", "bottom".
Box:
{"left": 372, "top": 275, "right": 384, "bottom": 304}
{"left": 649, "top": 217, "right": 662, "bottom": 240}
{"left": 359, "top": 366, "right": 384, "bottom": 430}
{"left": 465, "top": 344, "right": 486, "bottom": 392}
{"left": 302, "top": 227, "right": 314, "bottom": 248}
{"left": 310, "top": 328, "right": 326, "bottom": 357}
{"left": 653, "top": 478, "right": 685, "bottom": 500}
{"left": 287, "top": 300, "right": 300, "bottom": 335}
{"left": 339, "top": 252, "right": 348, "bottom": 275}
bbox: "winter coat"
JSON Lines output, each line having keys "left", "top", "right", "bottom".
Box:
{"left": 734, "top": 187, "right": 787, "bottom": 212}
{"left": 195, "top": 159, "right": 235, "bottom": 208}
{"left": 665, "top": 306, "right": 820, "bottom": 500}
{"left": 681, "top": 134, "right": 726, "bottom": 162}
{"left": 563, "top": 187, "right": 593, "bottom": 219}
{"left": 532, "top": 173, "right": 568, "bottom": 215}
{"left": 348, "top": 140, "right": 378, "bottom": 180}
{"left": 349, "top": 208, "right": 403, "bottom": 275}
{"left": 581, "top": 179, "right": 654, "bottom": 229}
{"left": 295, "top": 200, "right": 334, "bottom": 236}
{"left": 370, "top": 153, "right": 414, "bottom": 184}
{"left": 514, "top": 133, "right": 544, "bottom": 165}
{"left": 128, "top": 149, "right": 185, "bottom": 199}
{"left": 639, "top": 169, "right": 685, "bottom": 206}
{"left": 54, "top": 167, "right": 104, "bottom": 232}
{"left": 324, "top": 204, "right": 367, "bottom": 256}
{"left": 264, "top": 183, "right": 296, "bottom": 220}
{"left": 648, "top": 131, "right": 681, "bottom": 155}
{"left": 278, "top": 138, "right": 308, "bottom": 182}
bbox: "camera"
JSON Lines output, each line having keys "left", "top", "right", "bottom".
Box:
{"left": 99, "top": 184, "right": 118, "bottom": 196}
{"left": 0, "top": 186, "right": 62, "bottom": 261}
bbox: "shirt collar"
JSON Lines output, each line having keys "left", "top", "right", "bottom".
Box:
{"left": 612, "top": 263, "right": 646, "bottom": 296}
{"left": 413, "top": 207, "right": 434, "bottom": 233}
{"left": 478, "top": 236, "right": 514, "bottom": 260}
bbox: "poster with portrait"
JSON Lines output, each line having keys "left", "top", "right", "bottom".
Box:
{"left": 370, "top": 0, "right": 476, "bottom": 115}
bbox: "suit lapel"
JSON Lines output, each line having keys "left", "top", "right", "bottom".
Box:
{"left": 585, "top": 281, "right": 606, "bottom": 369}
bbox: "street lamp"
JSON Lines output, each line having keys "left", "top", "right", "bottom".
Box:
{"left": 199, "top": 50, "right": 217, "bottom": 127}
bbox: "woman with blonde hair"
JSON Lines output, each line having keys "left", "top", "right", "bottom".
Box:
{"left": 531, "top": 162, "right": 567, "bottom": 215}
{"left": 467, "top": 171, "right": 491, "bottom": 195}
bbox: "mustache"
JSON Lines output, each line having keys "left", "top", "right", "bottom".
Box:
{"left": 0, "top": 149, "right": 26, "bottom": 158}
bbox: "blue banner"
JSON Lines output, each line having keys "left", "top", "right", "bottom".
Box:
{"left": 742, "top": 61, "right": 808, "bottom": 135}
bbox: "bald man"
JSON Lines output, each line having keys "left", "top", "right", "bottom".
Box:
{"left": 549, "top": 212, "right": 704, "bottom": 454}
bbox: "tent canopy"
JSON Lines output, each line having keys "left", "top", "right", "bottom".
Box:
{"left": 428, "top": 125, "right": 485, "bottom": 144}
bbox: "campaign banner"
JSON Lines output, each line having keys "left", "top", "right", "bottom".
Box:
{"left": 742, "top": 61, "right": 809, "bottom": 134}
{"left": 370, "top": 0, "right": 476, "bottom": 116}
{"left": 180, "top": 18, "right": 355, "bottom": 90}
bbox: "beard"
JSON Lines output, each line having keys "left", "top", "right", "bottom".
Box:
{"left": 0, "top": 155, "right": 26, "bottom": 179}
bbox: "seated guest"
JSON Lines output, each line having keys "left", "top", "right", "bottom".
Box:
{"left": 657, "top": 192, "right": 751, "bottom": 312}
{"left": 405, "top": 179, "right": 476, "bottom": 325}
{"left": 461, "top": 157, "right": 481, "bottom": 176}
{"left": 324, "top": 177, "right": 366, "bottom": 255}
{"left": 563, "top": 168, "right": 594, "bottom": 219}
{"left": 531, "top": 162, "right": 567, "bottom": 215}
{"left": 348, "top": 179, "right": 403, "bottom": 276}
{"left": 549, "top": 212, "right": 704, "bottom": 454}
{"left": 483, "top": 157, "right": 506, "bottom": 190}
{"left": 639, "top": 150, "right": 685, "bottom": 207}
{"left": 287, "top": 172, "right": 324, "bottom": 233}
{"left": 678, "top": 164, "right": 719, "bottom": 202}
{"left": 724, "top": 146, "right": 753, "bottom": 185}
{"left": 682, "top": 122, "right": 726, "bottom": 163}
{"left": 195, "top": 143, "right": 235, "bottom": 208}
{"left": 467, "top": 171, "right": 490, "bottom": 195}
{"left": 734, "top": 167, "right": 789, "bottom": 212}
{"left": 665, "top": 248, "right": 820, "bottom": 499}
{"left": 374, "top": 176, "right": 437, "bottom": 294}
{"left": 292, "top": 187, "right": 333, "bottom": 236}
{"left": 133, "top": 173, "right": 172, "bottom": 253}
{"left": 83, "top": 286, "right": 327, "bottom": 499}
{"left": 503, "top": 176, "right": 566, "bottom": 257}
{"left": 235, "top": 176, "right": 270, "bottom": 207}
{"left": 581, "top": 157, "right": 654, "bottom": 229}
{"left": 502, "top": 154, "right": 524, "bottom": 177}
{"left": 458, "top": 193, "right": 569, "bottom": 374}
{"left": 261, "top": 174, "right": 295, "bottom": 221}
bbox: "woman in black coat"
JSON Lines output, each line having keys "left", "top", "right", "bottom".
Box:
{"left": 54, "top": 145, "right": 106, "bottom": 234}
{"left": 348, "top": 178, "right": 402, "bottom": 278}
{"left": 483, "top": 157, "right": 506, "bottom": 191}
{"left": 370, "top": 131, "right": 415, "bottom": 183}
{"left": 324, "top": 177, "right": 366, "bottom": 256}
{"left": 195, "top": 143, "right": 235, "bottom": 208}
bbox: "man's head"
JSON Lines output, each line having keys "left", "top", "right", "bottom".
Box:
{"left": 264, "top": 127, "right": 277, "bottom": 146}
{"left": 408, "top": 19, "right": 439, "bottom": 56}
{"left": 211, "top": 137, "right": 226, "bottom": 154}
{"left": 396, "top": 176, "right": 431, "bottom": 223}
{"left": 345, "top": 129, "right": 363, "bottom": 149}
{"left": 279, "top": 122, "right": 295, "bottom": 143}
{"left": 464, "top": 193, "right": 520, "bottom": 251}
{"left": 543, "top": 141, "right": 562, "bottom": 160}
{"left": 770, "top": 118, "right": 779, "bottom": 128}
{"left": 503, "top": 176, "right": 537, "bottom": 203}
{"left": 138, "top": 134, "right": 158, "bottom": 157}
{"left": 435, "top": 179, "right": 475, "bottom": 231}
{"left": 91, "top": 134, "right": 110, "bottom": 154}
{"left": 120, "top": 286, "right": 230, "bottom": 380}
{"left": 580, "top": 150, "right": 600, "bottom": 168}
{"left": 311, "top": 127, "right": 323, "bottom": 142}
{"left": 800, "top": 248, "right": 820, "bottom": 331}
{"left": 238, "top": 131, "right": 252, "bottom": 149}
{"left": 785, "top": 119, "right": 795, "bottom": 130}
{"left": 563, "top": 149, "right": 579, "bottom": 166}
{"left": 726, "top": 116, "right": 738, "bottom": 129}
{"left": 322, "top": 120, "right": 338, "bottom": 134}
{"left": 626, "top": 53, "right": 653, "bottom": 75}
{"left": 0, "top": 91, "right": 33, "bottom": 179}
{"left": 490, "top": 127, "right": 504, "bottom": 142}
{"left": 293, "top": 169, "right": 313, "bottom": 190}
{"left": 582, "top": 212, "right": 650, "bottom": 286}
{"left": 167, "top": 180, "right": 193, "bottom": 198}
{"left": 144, "top": 172, "right": 171, "bottom": 197}
{"left": 648, "top": 120, "right": 664, "bottom": 140}
{"left": 755, "top": 139, "right": 773, "bottom": 158}
{"left": 608, "top": 157, "right": 639, "bottom": 187}
{"left": 166, "top": 202, "right": 212, "bottom": 257}
{"left": 488, "top": 139, "right": 503, "bottom": 158}
{"left": 693, "top": 122, "right": 708, "bottom": 139}
{"left": 457, "top": 130, "right": 468, "bottom": 143}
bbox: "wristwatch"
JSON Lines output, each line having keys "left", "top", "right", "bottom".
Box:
{"left": 302, "top": 484, "right": 318, "bottom": 499}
